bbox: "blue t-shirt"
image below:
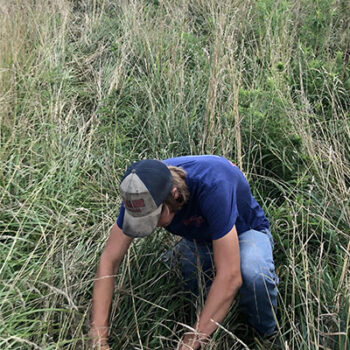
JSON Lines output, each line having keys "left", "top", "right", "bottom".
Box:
{"left": 117, "top": 155, "right": 269, "bottom": 241}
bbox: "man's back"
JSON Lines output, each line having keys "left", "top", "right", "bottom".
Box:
{"left": 164, "top": 155, "right": 270, "bottom": 241}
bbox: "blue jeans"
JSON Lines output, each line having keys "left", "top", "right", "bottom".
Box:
{"left": 161, "top": 229, "right": 279, "bottom": 335}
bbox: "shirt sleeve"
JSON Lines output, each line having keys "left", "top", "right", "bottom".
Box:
{"left": 116, "top": 203, "right": 125, "bottom": 229}
{"left": 198, "top": 180, "right": 238, "bottom": 240}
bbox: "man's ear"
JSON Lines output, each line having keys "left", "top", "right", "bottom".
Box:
{"left": 171, "top": 187, "right": 179, "bottom": 199}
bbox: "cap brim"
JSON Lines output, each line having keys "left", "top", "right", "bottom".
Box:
{"left": 123, "top": 204, "right": 163, "bottom": 238}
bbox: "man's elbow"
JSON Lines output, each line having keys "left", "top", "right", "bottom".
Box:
{"left": 235, "top": 275, "right": 243, "bottom": 289}
{"left": 226, "top": 273, "right": 242, "bottom": 296}
{"left": 216, "top": 272, "right": 242, "bottom": 298}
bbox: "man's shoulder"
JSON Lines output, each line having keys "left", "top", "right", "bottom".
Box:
{"left": 164, "top": 156, "right": 243, "bottom": 196}
{"left": 165, "top": 155, "right": 242, "bottom": 182}
{"left": 164, "top": 155, "right": 234, "bottom": 170}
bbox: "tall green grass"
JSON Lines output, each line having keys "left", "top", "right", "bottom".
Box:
{"left": 1, "top": 0, "right": 349, "bottom": 349}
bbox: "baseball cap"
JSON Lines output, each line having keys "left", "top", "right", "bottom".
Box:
{"left": 119, "top": 159, "right": 173, "bottom": 238}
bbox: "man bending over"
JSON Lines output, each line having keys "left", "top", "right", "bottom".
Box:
{"left": 90, "top": 155, "right": 279, "bottom": 349}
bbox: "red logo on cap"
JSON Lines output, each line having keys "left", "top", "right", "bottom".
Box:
{"left": 125, "top": 199, "right": 145, "bottom": 212}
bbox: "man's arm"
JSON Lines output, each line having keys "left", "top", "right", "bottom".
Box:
{"left": 90, "top": 223, "right": 133, "bottom": 348}
{"left": 179, "top": 226, "right": 242, "bottom": 350}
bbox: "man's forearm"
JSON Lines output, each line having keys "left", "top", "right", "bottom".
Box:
{"left": 91, "top": 258, "right": 119, "bottom": 340}
{"left": 180, "top": 275, "right": 242, "bottom": 349}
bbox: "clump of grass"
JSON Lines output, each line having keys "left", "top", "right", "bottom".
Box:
{"left": 1, "top": 0, "right": 349, "bottom": 349}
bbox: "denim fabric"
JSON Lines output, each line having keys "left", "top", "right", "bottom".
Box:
{"left": 160, "top": 229, "right": 279, "bottom": 335}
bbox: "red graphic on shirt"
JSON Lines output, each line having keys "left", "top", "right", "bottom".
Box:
{"left": 184, "top": 215, "right": 205, "bottom": 227}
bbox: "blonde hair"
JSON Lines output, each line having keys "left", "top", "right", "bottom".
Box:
{"left": 164, "top": 166, "right": 189, "bottom": 212}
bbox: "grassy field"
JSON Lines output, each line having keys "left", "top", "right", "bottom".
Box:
{"left": 0, "top": 0, "right": 349, "bottom": 349}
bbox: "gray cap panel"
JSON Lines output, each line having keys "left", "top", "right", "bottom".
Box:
{"left": 120, "top": 171, "right": 163, "bottom": 237}
{"left": 120, "top": 173, "right": 158, "bottom": 218}
{"left": 122, "top": 204, "right": 163, "bottom": 237}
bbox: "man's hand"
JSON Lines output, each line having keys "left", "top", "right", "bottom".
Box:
{"left": 176, "top": 330, "right": 209, "bottom": 350}
{"left": 91, "top": 343, "right": 110, "bottom": 350}
{"left": 89, "top": 327, "right": 110, "bottom": 350}
{"left": 91, "top": 342, "right": 110, "bottom": 350}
